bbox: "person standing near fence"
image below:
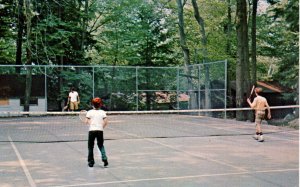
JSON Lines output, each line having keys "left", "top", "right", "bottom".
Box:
{"left": 68, "top": 87, "right": 80, "bottom": 111}
{"left": 247, "top": 87, "right": 271, "bottom": 142}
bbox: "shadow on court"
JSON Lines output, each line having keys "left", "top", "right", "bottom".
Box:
{"left": 0, "top": 115, "right": 299, "bottom": 187}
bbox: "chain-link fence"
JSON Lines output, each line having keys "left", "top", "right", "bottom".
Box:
{"left": 0, "top": 60, "right": 227, "bottom": 112}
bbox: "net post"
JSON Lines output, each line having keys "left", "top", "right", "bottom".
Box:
{"left": 224, "top": 59, "right": 227, "bottom": 119}
{"left": 136, "top": 66, "right": 139, "bottom": 111}
{"left": 198, "top": 65, "right": 201, "bottom": 110}
{"left": 177, "top": 67, "right": 179, "bottom": 109}
{"left": 92, "top": 67, "right": 95, "bottom": 98}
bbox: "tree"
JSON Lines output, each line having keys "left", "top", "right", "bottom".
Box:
{"left": 250, "top": 0, "right": 258, "bottom": 85}
{"left": 176, "top": 0, "right": 190, "bottom": 68}
{"left": 191, "top": 0, "right": 211, "bottom": 110}
{"left": 0, "top": 0, "right": 16, "bottom": 65}
{"left": 256, "top": 0, "right": 298, "bottom": 103}
{"left": 176, "top": 0, "right": 199, "bottom": 109}
{"left": 15, "top": 0, "right": 24, "bottom": 73}
{"left": 0, "top": 0, "right": 297, "bottom": 113}
{"left": 267, "top": 0, "right": 299, "bottom": 108}
{"left": 236, "top": 0, "right": 251, "bottom": 120}
{"left": 87, "top": 0, "right": 181, "bottom": 109}
{"left": 92, "top": 0, "right": 179, "bottom": 66}
{"left": 23, "top": 0, "right": 35, "bottom": 111}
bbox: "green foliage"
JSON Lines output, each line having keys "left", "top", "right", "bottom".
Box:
{"left": 46, "top": 67, "right": 94, "bottom": 110}
{"left": 0, "top": 0, "right": 298, "bottom": 110}
{"left": 0, "top": 0, "right": 16, "bottom": 64}
{"left": 183, "top": 0, "right": 230, "bottom": 63}
{"left": 22, "top": 0, "right": 100, "bottom": 66}
{"left": 258, "top": 0, "right": 299, "bottom": 102}
{"left": 0, "top": 38, "right": 16, "bottom": 64}
{"left": 90, "top": 0, "right": 181, "bottom": 67}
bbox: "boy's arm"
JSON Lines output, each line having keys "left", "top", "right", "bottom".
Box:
{"left": 103, "top": 118, "right": 108, "bottom": 128}
{"left": 265, "top": 101, "right": 271, "bottom": 119}
{"left": 77, "top": 95, "right": 80, "bottom": 103}
{"left": 85, "top": 111, "right": 91, "bottom": 124}
{"left": 247, "top": 98, "right": 255, "bottom": 108}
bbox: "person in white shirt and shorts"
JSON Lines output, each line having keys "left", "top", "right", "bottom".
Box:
{"left": 68, "top": 87, "right": 80, "bottom": 111}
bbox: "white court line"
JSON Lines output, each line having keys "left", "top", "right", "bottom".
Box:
{"left": 8, "top": 136, "right": 36, "bottom": 187}
{"left": 273, "top": 130, "right": 299, "bottom": 135}
{"left": 266, "top": 135, "right": 299, "bottom": 142}
{"left": 107, "top": 127, "right": 248, "bottom": 172}
{"left": 109, "top": 120, "right": 123, "bottom": 123}
{"left": 181, "top": 120, "right": 299, "bottom": 143}
{"left": 52, "top": 168, "right": 299, "bottom": 187}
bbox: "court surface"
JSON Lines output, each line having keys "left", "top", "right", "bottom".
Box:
{"left": 0, "top": 114, "right": 299, "bottom": 187}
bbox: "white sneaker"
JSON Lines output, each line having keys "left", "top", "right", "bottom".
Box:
{"left": 258, "top": 135, "right": 264, "bottom": 142}
{"left": 253, "top": 134, "right": 259, "bottom": 140}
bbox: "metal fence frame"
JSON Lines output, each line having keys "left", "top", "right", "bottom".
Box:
{"left": 0, "top": 60, "right": 227, "bottom": 112}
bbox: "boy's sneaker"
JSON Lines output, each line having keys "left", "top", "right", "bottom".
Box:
{"left": 258, "top": 135, "right": 264, "bottom": 142}
{"left": 103, "top": 160, "right": 109, "bottom": 167}
{"left": 88, "top": 161, "right": 94, "bottom": 167}
{"left": 253, "top": 134, "right": 259, "bottom": 140}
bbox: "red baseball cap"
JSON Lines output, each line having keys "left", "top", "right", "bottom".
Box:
{"left": 92, "top": 97, "right": 103, "bottom": 108}
{"left": 92, "top": 97, "right": 102, "bottom": 104}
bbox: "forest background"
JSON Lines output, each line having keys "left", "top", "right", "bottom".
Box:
{"left": 0, "top": 0, "right": 298, "bottom": 121}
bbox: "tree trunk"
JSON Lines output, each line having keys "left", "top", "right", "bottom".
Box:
{"left": 226, "top": 0, "right": 232, "bottom": 54}
{"left": 176, "top": 0, "right": 197, "bottom": 110}
{"left": 23, "top": 0, "right": 33, "bottom": 112}
{"left": 59, "top": 56, "right": 64, "bottom": 111}
{"left": 236, "top": 0, "right": 251, "bottom": 120}
{"left": 191, "top": 0, "right": 211, "bottom": 111}
{"left": 24, "top": 51, "right": 32, "bottom": 112}
{"left": 110, "top": 22, "right": 120, "bottom": 110}
{"left": 81, "top": 0, "right": 88, "bottom": 52}
{"left": 145, "top": 36, "right": 154, "bottom": 110}
{"left": 226, "top": 0, "right": 233, "bottom": 107}
{"left": 176, "top": 0, "right": 190, "bottom": 67}
{"left": 248, "top": 0, "right": 258, "bottom": 122}
{"left": 57, "top": 4, "right": 64, "bottom": 110}
{"left": 251, "top": 0, "right": 258, "bottom": 85}
{"left": 15, "top": 0, "right": 24, "bottom": 74}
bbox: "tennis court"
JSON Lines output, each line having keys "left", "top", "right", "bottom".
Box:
{"left": 0, "top": 111, "right": 299, "bottom": 187}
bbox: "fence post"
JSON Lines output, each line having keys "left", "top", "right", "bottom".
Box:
{"left": 136, "top": 66, "right": 139, "bottom": 111}
{"left": 92, "top": 67, "right": 95, "bottom": 98}
{"left": 44, "top": 66, "right": 47, "bottom": 111}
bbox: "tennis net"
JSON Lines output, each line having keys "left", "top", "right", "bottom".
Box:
{"left": 0, "top": 105, "right": 298, "bottom": 143}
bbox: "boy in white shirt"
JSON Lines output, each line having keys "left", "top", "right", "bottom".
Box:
{"left": 85, "top": 97, "right": 108, "bottom": 167}
{"left": 247, "top": 87, "right": 271, "bottom": 142}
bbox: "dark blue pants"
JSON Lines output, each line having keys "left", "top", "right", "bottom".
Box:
{"left": 88, "top": 131, "right": 107, "bottom": 163}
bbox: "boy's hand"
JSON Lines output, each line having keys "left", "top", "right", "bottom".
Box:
{"left": 247, "top": 98, "right": 251, "bottom": 104}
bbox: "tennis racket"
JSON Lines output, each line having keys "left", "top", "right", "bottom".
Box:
{"left": 79, "top": 110, "right": 87, "bottom": 123}
{"left": 62, "top": 105, "right": 68, "bottom": 112}
{"left": 248, "top": 85, "right": 255, "bottom": 99}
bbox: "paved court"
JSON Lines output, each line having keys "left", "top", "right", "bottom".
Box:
{"left": 0, "top": 114, "right": 299, "bottom": 187}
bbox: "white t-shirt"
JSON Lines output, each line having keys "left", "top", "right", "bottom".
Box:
{"left": 69, "top": 91, "right": 79, "bottom": 102}
{"left": 86, "top": 109, "right": 107, "bottom": 131}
